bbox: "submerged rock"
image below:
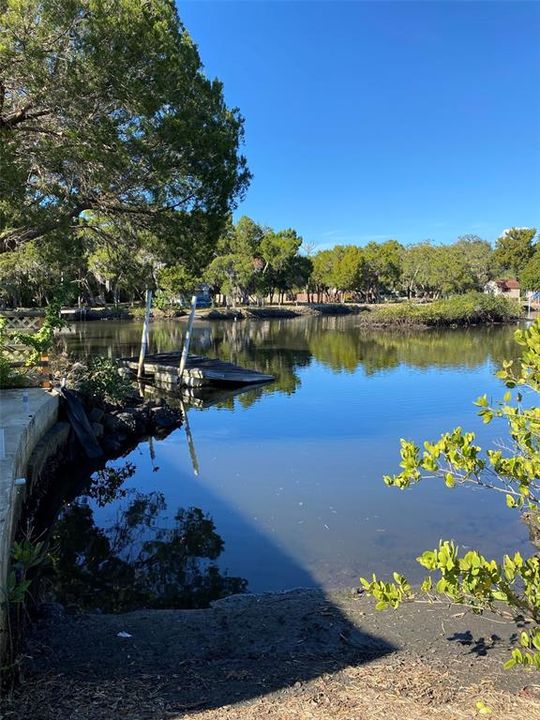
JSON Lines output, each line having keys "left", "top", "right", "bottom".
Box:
{"left": 150, "top": 406, "right": 180, "bottom": 431}
{"left": 88, "top": 406, "right": 105, "bottom": 423}
{"left": 91, "top": 421, "right": 104, "bottom": 439}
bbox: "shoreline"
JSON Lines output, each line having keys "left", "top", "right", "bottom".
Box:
{"left": 50, "top": 300, "right": 524, "bottom": 328}
{"left": 2, "top": 587, "right": 536, "bottom": 718}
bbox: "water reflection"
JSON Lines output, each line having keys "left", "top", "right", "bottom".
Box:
{"left": 49, "top": 489, "right": 247, "bottom": 612}
{"left": 54, "top": 316, "right": 532, "bottom": 596}
{"left": 59, "top": 316, "right": 521, "bottom": 409}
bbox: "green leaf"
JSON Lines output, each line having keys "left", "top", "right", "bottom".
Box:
{"left": 475, "top": 700, "right": 492, "bottom": 714}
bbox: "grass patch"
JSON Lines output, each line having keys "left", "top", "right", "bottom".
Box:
{"left": 364, "top": 292, "right": 521, "bottom": 328}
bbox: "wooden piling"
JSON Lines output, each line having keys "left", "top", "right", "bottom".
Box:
{"left": 178, "top": 295, "right": 197, "bottom": 382}
{"left": 137, "top": 289, "right": 153, "bottom": 379}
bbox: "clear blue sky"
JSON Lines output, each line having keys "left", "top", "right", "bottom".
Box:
{"left": 180, "top": 1, "right": 540, "bottom": 248}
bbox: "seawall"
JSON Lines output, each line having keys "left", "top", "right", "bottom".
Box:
{"left": 0, "top": 388, "right": 59, "bottom": 666}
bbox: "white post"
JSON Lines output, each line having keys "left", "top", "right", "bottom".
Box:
{"left": 178, "top": 295, "right": 197, "bottom": 383}
{"left": 179, "top": 398, "right": 200, "bottom": 476}
{"left": 137, "top": 289, "right": 153, "bottom": 379}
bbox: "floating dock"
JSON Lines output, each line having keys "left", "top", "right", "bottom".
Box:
{"left": 140, "top": 381, "right": 269, "bottom": 410}
{"left": 120, "top": 352, "right": 274, "bottom": 389}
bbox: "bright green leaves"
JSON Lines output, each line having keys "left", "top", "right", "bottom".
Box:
{"left": 493, "top": 227, "right": 537, "bottom": 279}
{"left": 505, "top": 494, "right": 524, "bottom": 509}
{"left": 359, "top": 573, "right": 413, "bottom": 610}
{"left": 416, "top": 542, "right": 505, "bottom": 610}
{"left": 384, "top": 428, "right": 485, "bottom": 491}
{"left": 475, "top": 393, "right": 494, "bottom": 423}
{"left": 363, "top": 540, "right": 540, "bottom": 644}
{"left": 507, "top": 623, "right": 540, "bottom": 667}
{"left": 384, "top": 320, "right": 540, "bottom": 512}
{"left": 445, "top": 472, "right": 455, "bottom": 488}
{"left": 363, "top": 318, "right": 540, "bottom": 673}
{"left": 503, "top": 645, "right": 540, "bottom": 670}
{"left": 502, "top": 552, "right": 523, "bottom": 582}
{"left": 475, "top": 700, "right": 493, "bottom": 715}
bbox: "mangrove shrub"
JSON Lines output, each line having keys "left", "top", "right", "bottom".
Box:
{"left": 361, "top": 319, "right": 540, "bottom": 669}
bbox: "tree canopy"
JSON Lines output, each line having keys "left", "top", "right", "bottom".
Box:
{"left": 520, "top": 250, "right": 540, "bottom": 292}
{"left": 0, "top": 0, "right": 250, "bottom": 257}
{"left": 493, "top": 227, "right": 537, "bottom": 278}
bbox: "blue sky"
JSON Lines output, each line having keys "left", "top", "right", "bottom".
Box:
{"left": 180, "top": 1, "right": 540, "bottom": 249}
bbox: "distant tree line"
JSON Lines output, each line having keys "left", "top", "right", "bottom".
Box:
{"left": 0, "top": 219, "right": 537, "bottom": 309}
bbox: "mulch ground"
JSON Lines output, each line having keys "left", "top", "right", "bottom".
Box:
{"left": 2, "top": 589, "right": 540, "bottom": 719}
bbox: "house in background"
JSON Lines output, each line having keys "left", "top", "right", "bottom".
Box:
{"left": 484, "top": 279, "right": 521, "bottom": 301}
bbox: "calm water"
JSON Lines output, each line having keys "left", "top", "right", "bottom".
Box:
{"left": 52, "top": 316, "right": 532, "bottom": 606}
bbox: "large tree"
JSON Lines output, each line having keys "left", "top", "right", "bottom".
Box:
{"left": 400, "top": 242, "right": 438, "bottom": 298}
{"left": 520, "top": 250, "right": 540, "bottom": 293}
{"left": 331, "top": 245, "right": 365, "bottom": 299}
{"left": 0, "top": 0, "right": 250, "bottom": 255}
{"left": 400, "top": 241, "right": 480, "bottom": 299}
{"left": 493, "top": 227, "right": 537, "bottom": 278}
{"left": 362, "top": 240, "right": 402, "bottom": 302}
{"left": 454, "top": 235, "right": 494, "bottom": 288}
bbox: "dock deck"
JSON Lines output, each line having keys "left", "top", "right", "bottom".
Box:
{"left": 120, "top": 352, "right": 274, "bottom": 389}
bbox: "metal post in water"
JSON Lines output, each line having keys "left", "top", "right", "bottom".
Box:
{"left": 178, "top": 295, "right": 197, "bottom": 384}
{"left": 179, "top": 397, "right": 200, "bottom": 476}
{"left": 137, "top": 289, "right": 153, "bottom": 379}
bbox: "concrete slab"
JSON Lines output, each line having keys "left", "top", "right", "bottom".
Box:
{"left": 0, "top": 388, "right": 59, "bottom": 660}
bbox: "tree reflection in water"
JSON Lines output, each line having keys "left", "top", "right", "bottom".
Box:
{"left": 60, "top": 316, "right": 521, "bottom": 411}
{"left": 49, "top": 489, "right": 247, "bottom": 612}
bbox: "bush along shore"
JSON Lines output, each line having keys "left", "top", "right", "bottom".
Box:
{"left": 56, "top": 356, "right": 181, "bottom": 455}
{"left": 4, "top": 292, "right": 521, "bottom": 327}
{"left": 177, "top": 292, "right": 520, "bottom": 325}
{"left": 357, "top": 292, "right": 521, "bottom": 328}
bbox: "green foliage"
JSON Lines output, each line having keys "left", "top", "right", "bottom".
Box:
{"left": 360, "top": 572, "right": 413, "bottom": 609}
{"left": 455, "top": 235, "right": 496, "bottom": 288}
{"left": 369, "top": 292, "right": 519, "bottom": 327}
{"left": 0, "top": 316, "right": 25, "bottom": 388}
{"left": 0, "top": 0, "right": 250, "bottom": 256}
{"left": 361, "top": 319, "right": 540, "bottom": 670}
{"left": 205, "top": 253, "right": 254, "bottom": 305}
{"left": 400, "top": 241, "right": 489, "bottom": 299}
{"left": 2, "top": 540, "right": 47, "bottom": 605}
{"left": 494, "top": 227, "right": 537, "bottom": 278}
{"left": 362, "top": 240, "right": 402, "bottom": 300}
{"left": 77, "top": 357, "right": 133, "bottom": 404}
{"left": 0, "top": 287, "right": 70, "bottom": 386}
{"left": 520, "top": 250, "right": 540, "bottom": 292}
{"left": 310, "top": 245, "right": 365, "bottom": 299}
{"left": 156, "top": 265, "right": 198, "bottom": 299}
{"left": 218, "top": 215, "right": 265, "bottom": 256}
{"left": 11, "top": 293, "right": 67, "bottom": 366}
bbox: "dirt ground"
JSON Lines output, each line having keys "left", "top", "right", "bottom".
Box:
{"left": 2, "top": 589, "right": 540, "bottom": 720}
